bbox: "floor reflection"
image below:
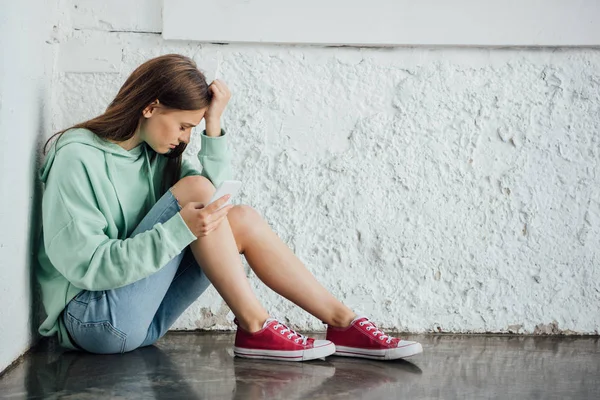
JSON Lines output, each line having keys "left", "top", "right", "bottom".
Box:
{"left": 0, "top": 333, "right": 598, "bottom": 399}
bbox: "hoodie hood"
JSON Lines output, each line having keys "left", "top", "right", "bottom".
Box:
{"left": 40, "top": 128, "right": 151, "bottom": 183}
{"left": 40, "top": 128, "right": 157, "bottom": 239}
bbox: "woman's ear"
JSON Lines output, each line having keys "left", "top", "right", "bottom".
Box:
{"left": 143, "top": 99, "right": 160, "bottom": 118}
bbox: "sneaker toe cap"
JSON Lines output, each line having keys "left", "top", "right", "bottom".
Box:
{"left": 397, "top": 340, "right": 421, "bottom": 349}
{"left": 313, "top": 339, "right": 334, "bottom": 349}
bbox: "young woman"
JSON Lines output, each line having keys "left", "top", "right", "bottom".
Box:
{"left": 37, "top": 54, "right": 423, "bottom": 361}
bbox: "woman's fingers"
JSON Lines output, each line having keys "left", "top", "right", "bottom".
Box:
{"left": 205, "top": 204, "right": 233, "bottom": 223}
{"left": 210, "top": 82, "right": 222, "bottom": 95}
{"left": 212, "top": 204, "right": 234, "bottom": 220}
{"left": 206, "top": 80, "right": 231, "bottom": 121}
{"left": 198, "top": 204, "right": 233, "bottom": 230}
{"left": 200, "top": 208, "right": 232, "bottom": 236}
{"left": 203, "top": 195, "right": 230, "bottom": 214}
{"left": 207, "top": 214, "right": 229, "bottom": 234}
{"left": 210, "top": 80, "right": 222, "bottom": 94}
{"left": 211, "top": 79, "right": 231, "bottom": 97}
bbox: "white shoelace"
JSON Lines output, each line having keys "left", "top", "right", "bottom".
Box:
{"left": 359, "top": 318, "right": 395, "bottom": 344}
{"left": 271, "top": 320, "right": 309, "bottom": 345}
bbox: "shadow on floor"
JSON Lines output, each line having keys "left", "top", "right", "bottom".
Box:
{"left": 1, "top": 332, "right": 599, "bottom": 399}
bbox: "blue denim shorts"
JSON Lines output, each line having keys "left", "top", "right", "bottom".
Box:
{"left": 62, "top": 188, "right": 211, "bottom": 354}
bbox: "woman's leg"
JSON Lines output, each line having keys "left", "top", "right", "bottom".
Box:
{"left": 227, "top": 205, "right": 357, "bottom": 328}
{"left": 139, "top": 246, "right": 211, "bottom": 346}
{"left": 63, "top": 186, "right": 202, "bottom": 353}
{"left": 171, "top": 176, "right": 355, "bottom": 331}
{"left": 170, "top": 176, "right": 270, "bottom": 333}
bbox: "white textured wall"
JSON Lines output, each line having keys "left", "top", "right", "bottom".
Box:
{"left": 52, "top": 2, "right": 600, "bottom": 335}
{"left": 0, "top": 1, "right": 58, "bottom": 373}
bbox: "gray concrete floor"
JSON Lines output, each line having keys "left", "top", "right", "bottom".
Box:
{"left": 1, "top": 332, "right": 599, "bottom": 399}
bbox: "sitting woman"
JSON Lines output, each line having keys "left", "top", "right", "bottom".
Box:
{"left": 37, "top": 53, "right": 423, "bottom": 361}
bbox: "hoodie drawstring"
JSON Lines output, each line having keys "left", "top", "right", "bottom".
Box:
{"left": 144, "top": 145, "right": 156, "bottom": 205}
{"left": 105, "top": 153, "right": 129, "bottom": 240}
{"left": 105, "top": 146, "right": 157, "bottom": 240}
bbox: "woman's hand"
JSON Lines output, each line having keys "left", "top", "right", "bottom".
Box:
{"left": 179, "top": 195, "right": 234, "bottom": 237}
{"left": 205, "top": 79, "right": 231, "bottom": 137}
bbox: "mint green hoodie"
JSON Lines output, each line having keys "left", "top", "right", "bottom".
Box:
{"left": 36, "top": 127, "right": 232, "bottom": 349}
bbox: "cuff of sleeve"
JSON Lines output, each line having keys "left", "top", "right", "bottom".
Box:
{"left": 161, "top": 212, "right": 198, "bottom": 250}
{"left": 200, "top": 129, "right": 228, "bottom": 157}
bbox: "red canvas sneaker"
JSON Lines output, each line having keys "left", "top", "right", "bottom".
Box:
{"left": 326, "top": 316, "right": 423, "bottom": 360}
{"left": 234, "top": 317, "right": 336, "bottom": 361}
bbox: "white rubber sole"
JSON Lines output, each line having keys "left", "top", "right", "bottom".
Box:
{"left": 234, "top": 340, "right": 336, "bottom": 362}
{"left": 333, "top": 342, "right": 423, "bottom": 360}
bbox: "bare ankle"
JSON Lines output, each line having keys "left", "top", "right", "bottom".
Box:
{"left": 237, "top": 315, "right": 269, "bottom": 333}
{"left": 329, "top": 311, "right": 357, "bottom": 328}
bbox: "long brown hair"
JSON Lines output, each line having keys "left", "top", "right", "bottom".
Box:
{"left": 43, "top": 53, "right": 213, "bottom": 195}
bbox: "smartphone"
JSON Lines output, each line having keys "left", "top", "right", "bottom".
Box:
{"left": 208, "top": 180, "right": 243, "bottom": 210}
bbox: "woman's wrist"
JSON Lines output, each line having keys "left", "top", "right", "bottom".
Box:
{"left": 205, "top": 117, "right": 222, "bottom": 137}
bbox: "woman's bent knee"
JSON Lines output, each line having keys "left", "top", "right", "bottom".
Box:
{"left": 228, "top": 205, "right": 263, "bottom": 252}
{"left": 170, "top": 176, "right": 215, "bottom": 207}
{"left": 228, "top": 205, "right": 260, "bottom": 224}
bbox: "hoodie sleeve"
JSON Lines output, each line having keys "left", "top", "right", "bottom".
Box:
{"left": 180, "top": 129, "right": 232, "bottom": 189}
{"left": 42, "top": 150, "right": 198, "bottom": 291}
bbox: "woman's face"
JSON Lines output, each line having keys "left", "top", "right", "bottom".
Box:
{"left": 139, "top": 100, "right": 208, "bottom": 154}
